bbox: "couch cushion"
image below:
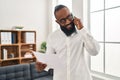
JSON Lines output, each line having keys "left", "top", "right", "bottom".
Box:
{"left": 0, "top": 64, "right": 31, "bottom": 80}
{"left": 30, "top": 62, "right": 50, "bottom": 79}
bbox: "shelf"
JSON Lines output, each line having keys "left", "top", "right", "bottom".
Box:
{"left": 21, "top": 56, "right": 35, "bottom": 60}
{"left": 21, "top": 59, "right": 35, "bottom": 64}
{"left": 20, "top": 30, "right": 36, "bottom": 32}
{"left": 21, "top": 43, "right": 36, "bottom": 45}
{"left": 0, "top": 30, "right": 18, "bottom": 32}
{"left": 21, "top": 49, "right": 31, "bottom": 52}
{"left": 0, "top": 30, "right": 36, "bottom": 66}
{"left": 1, "top": 57, "right": 19, "bottom": 61}
{"left": 21, "top": 44, "right": 36, "bottom": 52}
{"left": 0, "top": 44, "right": 19, "bottom": 46}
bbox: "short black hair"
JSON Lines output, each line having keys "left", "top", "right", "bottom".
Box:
{"left": 54, "top": 5, "right": 67, "bottom": 17}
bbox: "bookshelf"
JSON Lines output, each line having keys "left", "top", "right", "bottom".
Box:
{"left": 0, "top": 30, "right": 36, "bottom": 66}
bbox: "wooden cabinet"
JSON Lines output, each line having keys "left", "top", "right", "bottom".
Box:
{"left": 0, "top": 30, "right": 36, "bottom": 66}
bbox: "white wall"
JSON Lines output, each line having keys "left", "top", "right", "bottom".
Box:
{"left": 72, "top": 0, "right": 83, "bottom": 21}
{"left": 72, "top": 0, "right": 90, "bottom": 67}
{"left": 47, "top": 0, "right": 54, "bottom": 33}
{"left": 0, "top": 0, "right": 49, "bottom": 50}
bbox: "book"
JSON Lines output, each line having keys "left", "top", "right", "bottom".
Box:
{"left": 1, "top": 32, "right": 12, "bottom": 44}
{"left": 8, "top": 32, "right": 12, "bottom": 44}
{"left": 1, "top": 32, "right": 5, "bottom": 44}
{"left": 25, "top": 32, "right": 35, "bottom": 43}
{"left": 3, "top": 49, "right": 7, "bottom": 60}
{"left": 12, "top": 33, "right": 16, "bottom": 44}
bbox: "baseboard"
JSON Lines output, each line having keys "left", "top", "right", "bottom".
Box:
{"left": 91, "top": 71, "right": 120, "bottom": 80}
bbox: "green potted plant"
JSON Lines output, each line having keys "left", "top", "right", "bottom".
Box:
{"left": 39, "top": 41, "right": 47, "bottom": 53}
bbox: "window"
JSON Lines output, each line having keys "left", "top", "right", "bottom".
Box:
{"left": 90, "top": 0, "right": 120, "bottom": 78}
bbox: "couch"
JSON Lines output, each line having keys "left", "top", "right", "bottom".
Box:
{"left": 0, "top": 62, "right": 53, "bottom": 80}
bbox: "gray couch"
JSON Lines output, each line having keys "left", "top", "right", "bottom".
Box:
{"left": 0, "top": 62, "right": 53, "bottom": 80}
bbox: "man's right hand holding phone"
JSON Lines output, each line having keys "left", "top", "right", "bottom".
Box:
{"left": 35, "top": 61, "right": 47, "bottom": 72}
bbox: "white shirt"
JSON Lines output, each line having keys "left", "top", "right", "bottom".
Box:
{"left": 45, "top": 27, "right": 100, "bottom": 80}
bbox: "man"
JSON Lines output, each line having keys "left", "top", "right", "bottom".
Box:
{"left": 36, "top": 5, "right": 100, "bottom": 80}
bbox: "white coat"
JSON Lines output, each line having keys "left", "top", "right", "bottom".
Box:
{"left": 45, "top": 27, "right": 100, "bottom": 80}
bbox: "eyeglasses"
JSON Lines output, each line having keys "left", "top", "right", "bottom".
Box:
{"left": 58, "top": 13, "right": 74, "bottom": 25}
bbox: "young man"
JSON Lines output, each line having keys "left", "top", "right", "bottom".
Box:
{"left": 36, "top": 5, "right": 100, "bottom": 80}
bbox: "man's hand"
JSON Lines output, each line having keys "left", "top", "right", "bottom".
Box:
{"left": 35, "top": 62, "right": 47, "bottom": 72}
{"left": 73, "top": 17, "right": 83, "bottom": 30}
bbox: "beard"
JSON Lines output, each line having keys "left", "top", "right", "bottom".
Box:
{"left": 60, "top": 21, "right": 76, "bottom": 36}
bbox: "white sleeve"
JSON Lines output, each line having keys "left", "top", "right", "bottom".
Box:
{"left": 78, "top": 27, "right": 100, "bottom": 56}
{"left": 44, "top": 35, "right": 55, "bottom": 71}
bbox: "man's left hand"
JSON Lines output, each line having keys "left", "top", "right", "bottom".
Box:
{"left": 73, "top": 17, "right": 83, "bottom": 30}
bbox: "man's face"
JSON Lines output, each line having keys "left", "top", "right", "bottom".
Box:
{"left": 55, "top": 7, "right": 76, "bottom": 36}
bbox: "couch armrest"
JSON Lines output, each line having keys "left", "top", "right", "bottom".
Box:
{"left": 48, "top": 68, "right": 54, "bottom": 76}
{"left": 30, "top": 62, "right": 50, "bottom": 79}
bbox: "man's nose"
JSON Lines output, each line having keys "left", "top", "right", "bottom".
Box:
{"left": 65, "top": 19, "right": 71, "bottom": 25}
